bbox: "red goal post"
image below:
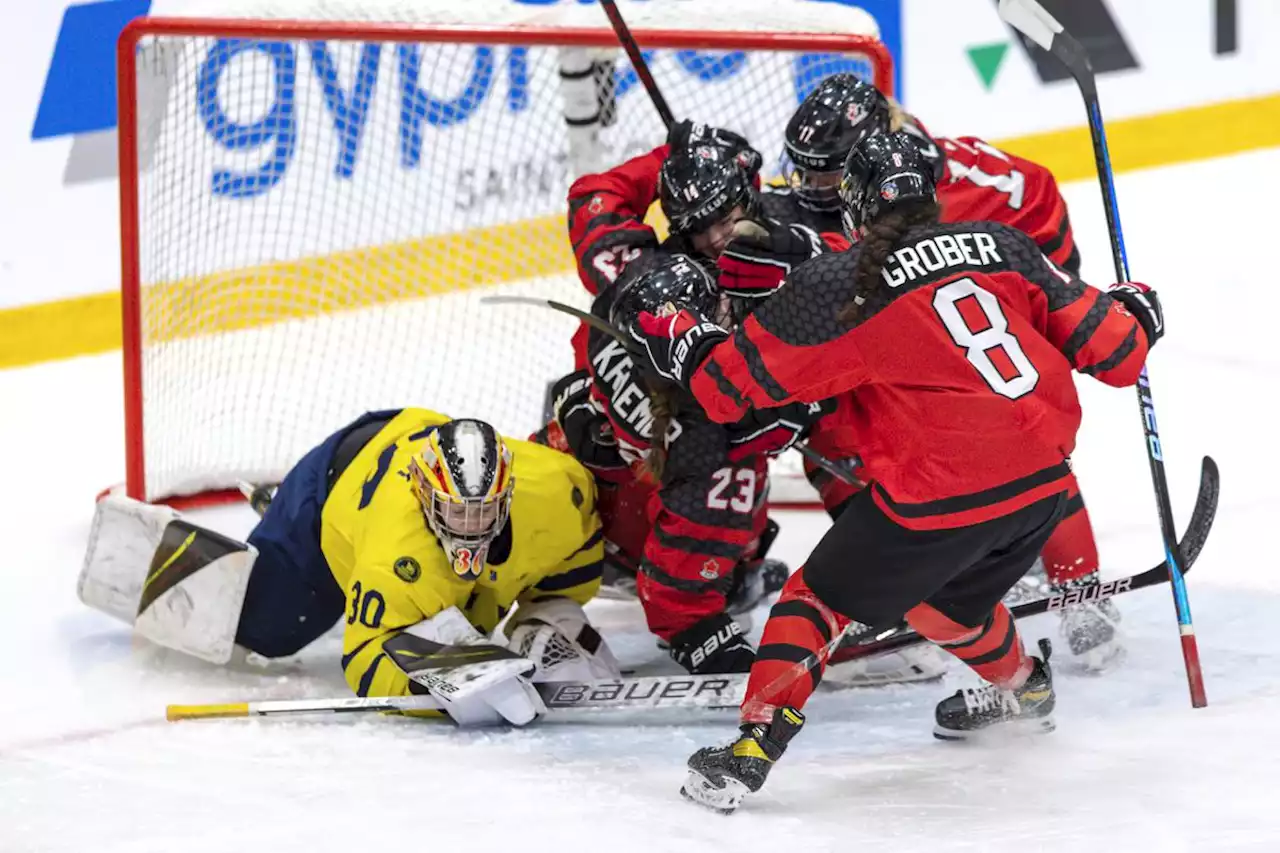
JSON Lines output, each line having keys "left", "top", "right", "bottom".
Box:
{"left": 116, "top": 6, "right": 892, "bottom": 508}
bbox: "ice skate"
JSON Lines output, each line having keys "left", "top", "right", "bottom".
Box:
{"left": 934, "top": 639, "right": 1056, "bottom": 740}
{"left": 681, "top": 706, "right": 805, "bottom": 814}
{"left": 1055, "top": 572, "right": 1124, "bottom": 671}
{"left": 726, "top": 558, "right": 790, "bottom": 617}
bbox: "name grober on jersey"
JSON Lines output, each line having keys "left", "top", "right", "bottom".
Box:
{"left": 879, "top": 231, "right": 1003, "bottom": 289}
{"left": 592, "top": 338, "right": 655, "bottom": 439}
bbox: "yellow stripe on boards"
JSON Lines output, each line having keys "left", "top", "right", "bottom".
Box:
{"left": 3, "top": 91, "right": 1279, "bottom": 371}
{"left": 0, "top": 292, "right": 122, "bottom": 369}
{"left": 993, "top": 90, "right": 1280, "bottom": 184}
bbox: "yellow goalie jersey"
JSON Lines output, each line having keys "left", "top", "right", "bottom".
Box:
{"left": 319, "top": 408, "right": 603, "bottom": 697}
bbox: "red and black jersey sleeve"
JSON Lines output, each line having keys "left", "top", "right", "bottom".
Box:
{"left": 688, "top": 250, "right": 871, "bottom": 424}
{"left": 567, "top": 144, "right": 668, "bottom": 296}
{"left": 1013, "top": 238, "right": 1150, "bottom": 387}
{"left": 937, "top": 136, "right": 1080, "bottom": 275}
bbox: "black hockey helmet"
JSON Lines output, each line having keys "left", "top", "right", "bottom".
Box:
{"left": 838, "top": 131, "right": 938, "bottom": 235}
{"left": 784, "top": 73, "right": 891, "bottom": 210}
{"left": 659, "top": 145, "right": 759, "bottom": 237}
{"left": 609, "top": 253, "right": 721, "bottom": 329}
{"left": 901, "top": 120, "right": 948, "bottom": 184}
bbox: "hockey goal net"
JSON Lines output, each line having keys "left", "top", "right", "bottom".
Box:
{"left": 118, "top": 0, "right": 891, "bottom": 506}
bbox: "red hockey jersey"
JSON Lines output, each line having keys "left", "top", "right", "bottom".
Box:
{"left": 688, "top": 220, "right": 1149, "bottom": 530}
{"left": 935, "top": 135, "right": 1078, "bottom": 274}
{"left": 764, "top": 133, "right": 1080, "bottom": 274}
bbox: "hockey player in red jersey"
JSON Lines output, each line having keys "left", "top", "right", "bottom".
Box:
{"left": 766, "top": 72, "right": 1117, "bottom": 669}
{"left": 548, "top": 124, "right": 832, "bottom": 676}
{"left": 626, "top": 132, "right": 1164, "bottom": 812}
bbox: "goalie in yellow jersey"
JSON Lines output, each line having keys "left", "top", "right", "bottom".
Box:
{"left": 79, "top": 409, "right": 620, "bottom": 727}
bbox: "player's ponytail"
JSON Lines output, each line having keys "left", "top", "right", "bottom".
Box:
{"left": 838, "top": 200, "right": 941, "bottom": 324}
{"left": 645, "top": 389, "right": 678, "bottom": 480}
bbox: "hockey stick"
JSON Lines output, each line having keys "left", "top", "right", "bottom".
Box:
{"left": 167, "top": 672, "right": 744, "bottom": 721}
{"left": 998, "top": 0, "right": 1209, "bottom": 708}
{"left": 482, "top": 294, "right": 863, "bottom": 489}
{"left": 480, "top": 295, "right": 625, "bottom": 350}
{"left": 169, "top": 462, "right": 1217, "bottom": 725}
{"left": 598, "top": 0, "right": 675, "bottom": 131}
{"left": 830, "top": 455, "right": 1219, "bottom": 666}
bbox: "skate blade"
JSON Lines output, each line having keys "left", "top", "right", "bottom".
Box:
{"left": 680, "top": 770, "right": 750, "bottom": 815}
{"left": 933, "top": 714, "right": 1056, "bottom": 742}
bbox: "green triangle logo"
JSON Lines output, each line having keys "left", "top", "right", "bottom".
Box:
{"left": 966, "top": 42, "right": 1009, "bottom": 91}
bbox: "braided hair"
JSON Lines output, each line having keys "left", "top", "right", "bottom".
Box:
{"left": 838, "top": 200, "right": 942, "bottom": 324}
{"left": 835, "top": 132, "right": 942, "bottom": 324}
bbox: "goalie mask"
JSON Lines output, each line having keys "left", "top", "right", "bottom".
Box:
{"left": 408, "top": 419, "right": 514, "bottom": 582}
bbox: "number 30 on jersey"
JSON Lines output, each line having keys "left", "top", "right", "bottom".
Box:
{"left": 933, "top": 278, "right": 1038, "bottom": 400}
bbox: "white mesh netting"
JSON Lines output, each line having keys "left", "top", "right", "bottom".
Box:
{"left": 123, "top": 0, "right": 886, "bottom": 501}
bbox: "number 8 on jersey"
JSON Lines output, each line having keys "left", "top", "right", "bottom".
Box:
{"left": 933, "top": 277, "right": 1039, "bottom": 400}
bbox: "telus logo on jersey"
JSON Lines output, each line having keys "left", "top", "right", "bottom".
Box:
{"left": 880, "top": 232, "right": 1002, "bottom": 288}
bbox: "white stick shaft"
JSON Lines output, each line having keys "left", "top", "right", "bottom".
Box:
{"left": 998, "top": 0, "right": 1063, "bottom": 50}
{"left": 248, "top": 696, "right": 441, "bottom": 716}
{"left": 170, "top": 673, "right": 746, "bottom": 722}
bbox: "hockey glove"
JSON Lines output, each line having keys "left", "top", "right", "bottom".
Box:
{"left": 668, "top": 612, "right": 755, "bottom": 675}
{"left": 725, "top": 400, "right": 833, "bottom": 462}
{"left": 387, "top": 608, "right": 542, "bottom": 727}
{"left": 1108, "top": 282, "right": 1164, "bottom": 348}
{"left": 717, "top": 219, "right": 825, "bottom": 303}
{"left": 506, "top": 598, "right": 622, "bottom": 683}
{"left": 549, "top": 369, "right": 629, "bottom": 479}
{"left": 629, "top": 307, "right": 728, "bottom": 389}
{"left": 666, "top": 119, "right": 763, "bottom": 180}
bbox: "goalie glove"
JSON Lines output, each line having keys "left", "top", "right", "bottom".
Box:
{"left": 717, "top": 218, "right": 825, "bottom": 305}
{"left": 506, "top": 597, "right": 621, "bottom": 682}
{"left": 384, "top": 607, "right": 542, "bottom": 727}
{"left": 1108, "top": 281, "right": 1164, "bottom": 348}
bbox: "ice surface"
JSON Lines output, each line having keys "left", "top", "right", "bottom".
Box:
{"left": 4, "top": 151, "right": 1280, "bottom": 851}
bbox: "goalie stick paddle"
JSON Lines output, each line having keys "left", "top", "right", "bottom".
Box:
{"left": 998, "top": 0, "right": 1209, "bottom": 709}
{"left": 167, "top": 673, "right": 744, "bottom": 721}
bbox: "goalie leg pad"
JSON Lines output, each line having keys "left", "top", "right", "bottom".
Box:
{"left": 506, "top": 597, "right": 622, "bottom": 682}
{"left": 79, "top": 495, "right": 257, "bottom": 664}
